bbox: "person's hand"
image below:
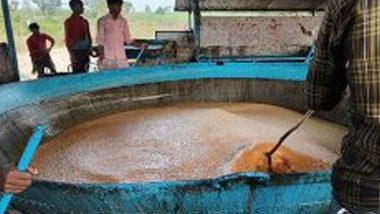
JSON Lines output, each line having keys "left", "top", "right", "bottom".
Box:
{"left": 229, "top": 143, "right": 296, "bottom": 174}
{"left": 0, "top": 165, "right": 38, "bottom": 194}
{"left": 90, "top": 46, "right": 101, "bottom": 58}
{"left": 140, "top": 43, "right": 149, "bottom": 49}
{"left": 43, "top": 48, "right": 51, "bottom": 54}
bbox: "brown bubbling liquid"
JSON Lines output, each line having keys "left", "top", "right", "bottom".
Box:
{"left": 228, "top": 143, "right": 329, "bottom": 174}
{"left": 32, "top": 103, "right": 347, "bottom": 183}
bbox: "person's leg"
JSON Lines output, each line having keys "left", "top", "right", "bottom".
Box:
{"left": 34, "top": 60, "right": 45, "bottom": 78}
{"left": 115, "top": 59, "right": 130, "bottom": 69}
{"left": 100, "top": 59, "right": 129, "bottom": 70}
{"left": 31, "top": 61, "right": 38, "bottom": 75}
{"left": 77, "top": 50, "right": 90, "bottom": 73}
{"left": 71, "top": 50, "right": 90, "bottom": 73}
{"left": 99, "top": 59, "right": 118, "bottom": 70}
{"left": 46, "top": 54, "right": 57, "bottom": 74}
{"left": 69, "top": 50, "right": 81, "bottom": 73}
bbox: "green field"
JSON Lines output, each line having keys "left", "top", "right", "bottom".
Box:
{"left": 0, "top": 9, "right": 189, "bottom": 52}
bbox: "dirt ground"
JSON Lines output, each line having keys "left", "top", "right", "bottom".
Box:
{"left": 18, "top": 48, "right": 94, "bottom": 80}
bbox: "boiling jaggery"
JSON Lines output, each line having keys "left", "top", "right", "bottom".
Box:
{"left": 228, "top": 143, "right": 329, "bottom": 174}
{"left": 32, "top": 103, "right": 347, "bottom": 183}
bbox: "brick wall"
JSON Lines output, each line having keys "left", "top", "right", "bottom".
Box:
{"left": 200, "top": 16, "right": 323, "bottom": 57}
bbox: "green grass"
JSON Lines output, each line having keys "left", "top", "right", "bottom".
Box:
{"left": 0, "top": 9, "right": 188, "bottom": 52}
{"left": 128, "top": 13, "right": 189, "bottom": 38}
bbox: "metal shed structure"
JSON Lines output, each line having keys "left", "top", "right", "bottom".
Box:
{"left": 175, "top": 0, "right": 327, "bottom": 59}
{"left": 175, "top": 0, "right": 326, "bottom": 11}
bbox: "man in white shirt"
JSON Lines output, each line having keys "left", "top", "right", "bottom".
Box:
{"left": 96, "top": 0, "right": 146, "bottom": 70}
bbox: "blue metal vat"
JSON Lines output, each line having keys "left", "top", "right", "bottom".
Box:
{"left": 0, "top": 62, "right": 347, "bottom": 213}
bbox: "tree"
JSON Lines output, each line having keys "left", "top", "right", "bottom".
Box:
{"left": 163, "top": 6, "right": 172, "bottom": 13}
{"left": 145, "top": 5, "right": 152, "bottom": 13}
{"left": 83, "top": 0, "right": 107, "bottom": 18}
{"left": 23, "top": 0, "right": 33, "bottom": 10}
{"left": 155, "top": 6, "right": 165, "bottom": 14}
{"left": 32, "top": 0, "right": 62, "bottom": 14}
{"left": 155, "top": 6, "right": 172, "bottom": 14}
{"left": 83, "top": 0, "right": 94, "bottom": 7}
{"left": 10, "top": 0, "right": 19, "bottom": 10}
{"left": 124, "top": 1, "right": 134, "bottom": 14}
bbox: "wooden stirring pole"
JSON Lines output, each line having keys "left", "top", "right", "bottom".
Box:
{"left": 265, "top": 110, "right": 315, "bottom": 172}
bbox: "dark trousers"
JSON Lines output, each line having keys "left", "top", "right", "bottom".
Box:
{"left": 69, "top": 49, "right": 90, "bottom": 73}
{"left": 32, "top": 54, "right": 57, "bottom": 78}
{"left": 329, "top": 199, "right": 380, "bottom": 214}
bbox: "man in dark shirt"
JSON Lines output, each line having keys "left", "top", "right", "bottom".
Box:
{"left": 306, "top": 0, "right": 380, "bottom": 213}
{"left": 64, "top": 0, "right": 92, "bottom": 73}
{"left": 26, "top": 23, "right": 57, "bottom": 78}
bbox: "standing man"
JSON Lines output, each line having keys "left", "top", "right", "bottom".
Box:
{"left": 26, "top": 23, "right": 57, "bottom": 78}
{"left": 96, "top": 0, "right": 144, "bottom": 70}
{"left": 306, "top": 0, "right": 380, "bottom": 213}
{"left": 65, "top": 0, "right": 92, "bottom": 73}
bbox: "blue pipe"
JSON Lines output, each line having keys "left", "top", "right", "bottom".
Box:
{"left": 1, "top": 0, "right": 20, "bottom": 81}
{"left": 0, "top": 125, "right": 47, "bottom": 214}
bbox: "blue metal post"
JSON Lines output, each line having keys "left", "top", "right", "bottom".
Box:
{"left": 189, "top": 0, "right": 201, "bottom": 60}
{"left": 192, "top": 0, "right": 201, "bottom": 48}
{"left": 1, "top": 0, "right": 20, "bottom": 81}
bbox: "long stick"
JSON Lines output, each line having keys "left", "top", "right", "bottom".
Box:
{"left": 266, "top": 110, "right": 315, "bottom": 170}
{"left": 133, "top": 46, "right": 148, "bottom": 68}
{"left": 0, "top": 125, "right": 46, "bottom": 214}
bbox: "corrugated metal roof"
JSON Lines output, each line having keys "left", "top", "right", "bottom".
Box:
{"left": 175, "top": 0, "right": 326, "bottom": 11}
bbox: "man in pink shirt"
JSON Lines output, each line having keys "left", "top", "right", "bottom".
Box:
{"left": 96, "top": 0, "right": 144, "bottom": 70}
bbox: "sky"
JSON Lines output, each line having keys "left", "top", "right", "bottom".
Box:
{"left": 131, "top": 0, "right": 175, "bottom": 11}
{"left": 16, "top": 0, "right": 176, "bottom": 12}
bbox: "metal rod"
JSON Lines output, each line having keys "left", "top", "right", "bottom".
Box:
{"left": 193, "top": 0, "right": 201, "bottom": 48}
{"left": 189, "top": 0, "right": 201, "bottom": 59}
{"left": 133, "top": 46, "right": 148, "bottom": 68}
{"left": 1, "top": 0, "right": 20, "bottom": 81}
